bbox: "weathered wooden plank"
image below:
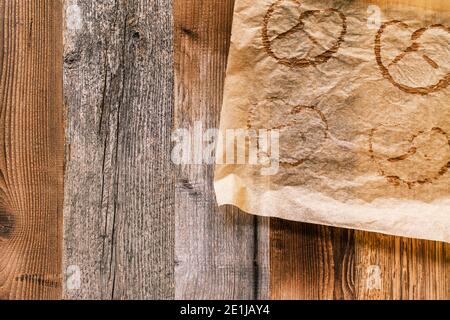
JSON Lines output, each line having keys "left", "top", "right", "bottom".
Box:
{"left": 174, "top": 0, "right": 269, "bottom": 299}
{"left": 270, "top": 221, "right": 447, "bottom": 300}
{"left": 355, "top": 233, "right": 449, "bottom": 300}
{"left": 270, "top": 220, "right": 355, "bottom": 300}
{"left": 63, "top": 0, "right": 174, "bottom": 299}
{"left": 0, "top": 0, "right": 64, "bottom": 300}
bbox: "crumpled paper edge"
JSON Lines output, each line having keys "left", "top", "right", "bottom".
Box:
{"left": 214, "top": 173, "right": 450, "bottom": 243}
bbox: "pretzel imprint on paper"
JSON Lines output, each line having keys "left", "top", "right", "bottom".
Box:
{"left": 375, "top": 20, "right": 450, "bottom": 94}
{"left": 247, "top": 98, "right": 329, "bottom": 168}
{"left": 262, "top": 0, "right": 347, "bottom": 68}
{"left": 369, "top": 127, "right": 450, "bottom": 187}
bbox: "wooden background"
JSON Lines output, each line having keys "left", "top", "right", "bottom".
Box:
{"left": 0, "top": 0, "right": 448, "bottom": 300}
{"left": 0, "top": 0, "right": 64, "bottom": 299}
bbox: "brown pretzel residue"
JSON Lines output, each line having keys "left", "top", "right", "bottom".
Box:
{"left": 247, "top": 99, "right": 329, "bottom": 167}
{"left": 374, "top": 21, "right": 450, "bottom": 95}
{"left": 369, "top": 127, "right": 450, "bottom": 188}
{"left": 262, "top": 0, "right": 347, "bottom": 68}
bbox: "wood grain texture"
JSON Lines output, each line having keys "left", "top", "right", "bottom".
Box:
{"left": 0, "top": 0, "right": 64, "bottom": 300}
{"left": 270, "top": 220, "right": 355, "bottom": 300}
{"left": 63, "top": 0, "right": 174, "bottom": 299}
{"left": 270, "top": 223, "right": 448, "bottom": 300}
{"left": 355, "top": 232, "right": 449, "bottom": 300}
{"left": 174, "top": 0, "right": 269, "bottom": 300}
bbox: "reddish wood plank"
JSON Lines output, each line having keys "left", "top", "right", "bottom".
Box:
{"left": 0, "top": 0, "right": 64, "bottom": 300}
{"left": 355, "top": 232, "right": 449, "bottom": 300}
{"left": 270, "top": 219, "right": 355, "bottom": 300}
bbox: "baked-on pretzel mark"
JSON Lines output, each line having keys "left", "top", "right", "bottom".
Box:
{"left": 262, "top": 0, "right": 347, "bottom": 68}
{"left": 368, "top": 127, "right": 450, "bottom": 187}
{"left": 375, "top": 21, "right": 450, "bottom": 95}
{"left": 247, "top": 100, "right": 329, "bottom": 167}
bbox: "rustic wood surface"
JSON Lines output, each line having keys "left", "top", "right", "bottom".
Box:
{"left": 0, "top": 0, "right": 64, "bottom": 300}
{"left": 63, "top": 0, "right": 174, "bottom": 299}
{"left": 355, "top": 233, "right": 449, "bottom": 300}
{"left": 174, "top": 0, "right": 269, "bottom": 300}
{"left": 271, "top": 220, "right": 355, "bottom": 300}
{"left": 0, "top": 0, "right": 446, "bottom": 300}
{"left": 61, "top": 0, "right": 447, "bottom": 300}
{"left": 271, "top": 221, "right": 448, "bottom": 300}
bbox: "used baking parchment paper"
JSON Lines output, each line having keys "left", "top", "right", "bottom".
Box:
{"left": 214, "top": 0, "right": 450, "bottom": 243}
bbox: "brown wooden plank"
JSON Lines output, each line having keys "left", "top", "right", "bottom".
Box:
{"left": 173, "top": 0, "right": 269, "bottom": 299}
{"left": 0, "top": 0, "right": 64, "bottom": 300}
{"left": 270, "top": 218, "right": 447, "bottom": 300}
{"left": 63, "top": 0, "right": 174, "bottom": 299}
{"left": 355, "top": 233, "right": 449, "bottom": 300}
{"left": 270, "top": 220, "right": 355, "bottom": 300}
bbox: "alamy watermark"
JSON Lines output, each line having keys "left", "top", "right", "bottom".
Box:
{"left": 170, "top": 4, "right": 385, "bottom": 176}
{"left": 171, "top": 122, "right": 280, "bottom": 176}
{"left": 367, "top": 5, "right": 382, "bottom": 30}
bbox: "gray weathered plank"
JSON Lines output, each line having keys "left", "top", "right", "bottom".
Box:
{"left": 174, "top": 0, "right": 269, "bottom": 299}
{"left": 63, "top": 0, "right": 174, "bottom": 299}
